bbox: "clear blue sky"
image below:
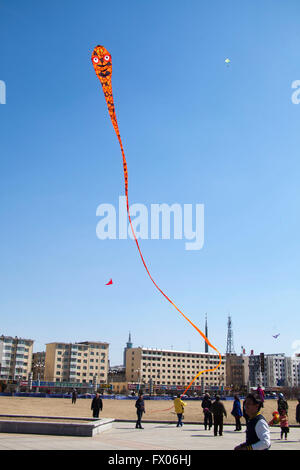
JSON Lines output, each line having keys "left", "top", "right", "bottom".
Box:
{"left": 1, "top": 0, "right": 299, "bottom": 365}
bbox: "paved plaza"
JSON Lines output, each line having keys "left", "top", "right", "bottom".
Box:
{"left": 0, "top": 422, "right": 299, "bottom": 450}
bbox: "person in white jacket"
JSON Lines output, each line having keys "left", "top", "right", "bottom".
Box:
{"left": 234, "top": 393, "right": 271, "bottom": 450}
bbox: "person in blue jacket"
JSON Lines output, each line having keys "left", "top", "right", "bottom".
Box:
{"left": 231, "top": 394, "right": 243, "bottom": 431}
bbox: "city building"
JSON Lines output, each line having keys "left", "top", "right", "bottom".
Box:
{"left": 125, "top": 347, "right": 226, "bottom": 393}
{"left": 225, "top": 353, "right": 249, "bottom": 390}
{"left": 248, "top": 352, "right": 300, "bottom": 388}
{"left": 290, "top": 355, "right": 300, "bottom": 386}
{"left": 44, "top": 341, "right": 109, "bottom": 385}
{"left": 0, "top": 335, "right": 34, "bottom": 381}
{"left": 110, "top": 381, "right": 128, "bottom": 394}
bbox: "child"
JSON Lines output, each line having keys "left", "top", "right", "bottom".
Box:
{"left": 279, "top": 409, "right": 289, "bottom": 440}
{"left": 203, "top": 407, "right": 212, "bottom": 430}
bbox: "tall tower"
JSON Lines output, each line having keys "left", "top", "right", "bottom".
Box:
{"left": 226, "top": 314, "right": 235, "bottom": 354}
{"left": 123, "top": 332, "right": 133, "bottom": 367}
{"left": 204, "top": 313, "right": 208, "bottom": 353}
{"left": 126, "top": 332, "right": 133, "bottom": 349}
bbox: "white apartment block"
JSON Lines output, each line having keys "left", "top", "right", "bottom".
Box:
{"left": 249, "top": 353, "right": 300, "bottom": 388}
{"left": 0, "top": 335, "right": 34, "bottom": 380}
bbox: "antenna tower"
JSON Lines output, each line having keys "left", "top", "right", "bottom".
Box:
{"left": 226, "top": 314, "right": 235, "bottom": 354}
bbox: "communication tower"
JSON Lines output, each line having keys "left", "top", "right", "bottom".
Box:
{"left": 226, "top": 314, "right": 235, "bottom": 354}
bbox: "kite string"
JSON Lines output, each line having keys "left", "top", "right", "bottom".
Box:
{"left": 104, "top": 86, "right": 222, "bottom": 399}
{"left": 115, "top": 131, "right": 222, "bottom": 398}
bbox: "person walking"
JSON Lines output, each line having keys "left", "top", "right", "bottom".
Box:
{"left": 91, "top": 392, "right": 103, "bottom": 418}
{"left": 211, "top": 395, "right": 227, "bottom": 436}
{"left": 279, "top": 409, "right": 289, "bottom": 440}
{"left": 231, "top": 395, "right": 243, "bottom": 431}
{"left": 296, "top": 397, "right": 300, "bottom": 425}
{"left": 71, "top": 389, "right": 78, "bottom": 404}
{"left": 203, "top": 407, "right": 212, "bottom": 430}
{"left": 277, "top": 393, "right": 288, "bottom": 415}
{"left": 174, "top": 395, "right": 186, "bottom": 427}
{"left": 201, "top": 393, "right": 212, "bottom": 430}
{"left": 234, "top": 393, "right": 271, "bottom": 450}
{"left": 201, "top": 393, "right": 212, "bottom": 411}
{"left": 135, "top": 393, "right": 145, "bottom": 429}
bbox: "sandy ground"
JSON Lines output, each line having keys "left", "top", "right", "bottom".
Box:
{"left": 0, "top": 396, "right": 298, "bottom": 425}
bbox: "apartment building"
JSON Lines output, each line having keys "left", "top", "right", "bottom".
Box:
{"left": 289, "top": 355, "right": 300, "bottom": 386}
{"left": 125, "top": 347, "right": 226, "bottom": 391}
{"left": 249, "top": 353, "right": 300, "bottom": 388}
{"left": 225, "top": 353, "right": 249, "bottom": 389}
{"left": 44, "top": 341, "right": 109, "bottom": 384}
{"left": 0, "top": 335, "right": 33, "bottom": 380}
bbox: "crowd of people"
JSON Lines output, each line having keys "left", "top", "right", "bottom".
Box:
{"left": 70, "top": 386, "right": 300, "bottom": 450}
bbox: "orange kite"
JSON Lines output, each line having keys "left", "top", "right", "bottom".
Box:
{"left": 91, "top": 45, "right": 221, "bottom": 395}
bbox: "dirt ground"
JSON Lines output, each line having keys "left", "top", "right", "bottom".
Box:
{"left": 0, "top": 397, "right": 298, "bottom": 425}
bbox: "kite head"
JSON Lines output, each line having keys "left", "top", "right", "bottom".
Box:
{"left": 91, "top": 45, "right": 112, "bottom": 83}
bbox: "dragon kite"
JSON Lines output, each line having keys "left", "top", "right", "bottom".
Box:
{"left": 91, "top": 45, "right": 221, "bottom": 395}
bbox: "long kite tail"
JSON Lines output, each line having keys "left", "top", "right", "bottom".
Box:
{"left": 117, "top": 133, "right": 222, "bottom": 399}
{"left": 91, "top": 45, "right": 221, "bottom": 397}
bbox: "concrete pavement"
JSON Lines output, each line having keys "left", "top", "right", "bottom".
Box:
{"left": 0, "top": 422, "right": 299, "bottom": 450}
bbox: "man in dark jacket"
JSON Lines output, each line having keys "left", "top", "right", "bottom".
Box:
{"left": 91, "top": 392, "right": 103, "bottom": 418}
{"left": 211, "top": 395, "right": 227, "bottom": 436}
{"left": 135, "top": 393, "right": 145, "bottom": 429}
{"left": 72, "top": 389, "right": 78, "bottom": 404}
